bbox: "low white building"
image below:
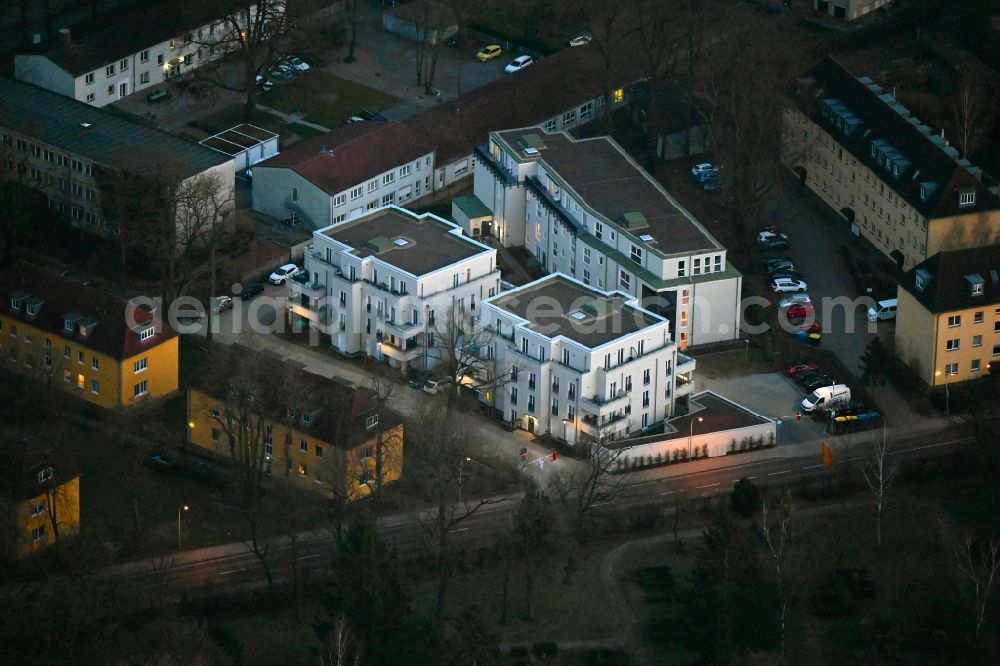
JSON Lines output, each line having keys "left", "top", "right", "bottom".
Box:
{"left": 199, "top": 124, "right": 279, "bottom": 175}
{"left": 481, "top": 273, "right": 695, "bottom": 444}
{"left": 15, "top": 0, "right": 267, "bottom": 106}
{"left": 289, "top": 206, "right": 500, "bottom": 372}
{"left": 252, "top": 122, "right": 435, "bottom": 230}
{"left": 474, "top": 126, "right": 742, "bottom": 349}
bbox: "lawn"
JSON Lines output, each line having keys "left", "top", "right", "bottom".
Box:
{"left": 188, "top": 103, "right": 287, "bottom": 136}
{"left": 262, "top": 71, "right": 400, "bottom": 130}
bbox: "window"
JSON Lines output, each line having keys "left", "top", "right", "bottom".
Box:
{"left": 973, "top": 335, "right": 983, "bottom": 347}
{"left": 551, "top": 399, "right": 559, "bottom": 416}
{"left": 630, "top": 245, "right": 642, "bottom": 263}
{"left": 382, "top": 172, "right": 395, "bottom": 185}
{"left": 290, "top": 186, "right": 298, "bottom": 201}
{"left": 972, "top": 359, "right": 982, "bottom": 372}
{"left": 157, "top": 54, "right": 164, "bottom": 65}
{"left": 134, "top": 357, "right": 147, "bottom": 373}
{"left": 562, "top": 349, "right": 570, "bottom": 365}
{"left": 527, "top": 395, "right": 535, "bottom": 413}
{"left": 945, "top": 363, "right": 959, "bottom": 376}
{"left": 693, "top": 257, "right": 701, "bottom": 275}
{"left": 677, "top": 260, "right": 686, "bottom": 277}
{"left": 91, "top": 356, "right": 99, "bottom": 370}
{"left": 120, "top": 58, "right": 128, "bottom": 71}
{"left": 947, "top": 315, "right": 961, "bottom": 327}
{"left": 38, "top": 467, "right": 53, "bottom": 483}
{"left": 946, "top": 339, "right": 960, "bottom": 352}
{"left": 643, "top": 368, "right": 650, "bottom": 385}
{"left": 400, "top": 164, "right": 412, "bottom": 177}
{"left": 350, "top": 185, "right": 363, "bottom": 200}
{"left": 300, "top": 439, "right": 308, "bottom": 453}
{"left": 140, "top": 49, "right": 149, "bottom": 62}
{"left": 993, "top": 344, "right": 1000, "bottom": 357}
{"left": 140, "top": 71, "right": 149, "bottom": 84}
{"left": 366, "top": 414, "right": 379, "bottom": 429}
{"left": 85, "top": 72, "right": 94, "bottom": 84}
{"left": 32, "top": 525, "right": 47, "bottom": 542}
{"left": 582, "top": 269, "right": 590, "bottom": 285}
{"left": 974, "top": 311, "right": 984, "bottom": 324}
{"left": 77, "top": 351, "right": 84, "bottom": 364}
{"left": 86, "top": 93, "right": 95, "bottom": 102}
{"left": 134, "top": 380, "right": 148, "bottom": 397}
{"left": 106, "top": 85, "right": 114, "bottom": 97}
{"left": 381, "top": 193, "right": 394, "bottom": 206}
{"left": 316, "top": 445, "right": 324, "bottom": 458}
{"left": 618, "top": 270, "right": 631, "bottom": 291}
{"left": 90, "top": 379, "right": 99, "bottom": 394}
{"left": 642, "top": 390, "right": 650, "bottom": 408}
{"left": 510, "top": 387, "right": 518, "bottom": 405}
{"left": 595, "top": 222, "right": 603, "bottom": 240}
{"left": 959, "top": 190, "right": 976, "bottom": 207}
{"left": 211, "top": 428, "right": 221, "bottom": 442}
{"left": 613, "top": 88, "right": 624, "bottom": 104}
{"left": 367, "top": 179, "right": 378, "bottom": 193}
{"left": 139, "top": 327, "right": 155, "bottom": 341}
{"left": 63, "top": 345, "right": 70, "bottom": 358}
{"left": 297, "top": 464, "right": 307, "bottom": 477}
{"left": 333, "top": 193, "right": 346, "bottom": 207}
{"left": 31, "top": 501, "right": 45, "bottom": 517}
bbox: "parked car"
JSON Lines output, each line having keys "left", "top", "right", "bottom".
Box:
{"left": 771, "top": 277, "right": 807, "bottom": 293}
{"left": 268, "top": 263, "right": 301, "bottom": 285}
{"left": 144, "top": 454, "right": 175, "bottom": 472}
{"left": 691, "top": 162, "right": 719, "bottom": 178}
{"left": 801, "top": 384, "right": 851, "bottom": 413}
{"left": 799, "top": 320, "right": 822, "bottom": 335}
{"left": 475, "top": 45, "right": 503, "bottom": 62}
{"left": 701, "top": 176, "right": 722, "bottom": 192}
{"left": 770, "top": 270, "right": 807, "bottom": 283}
{"left": 803, "top": 375, "right": 837, "bottom": 393}
{"left": 346, "top": 115, "right": 366, "bottom": 124}
{"left": 286, "top": 56, "right": 310, "bottom": 72}
{"left": 408, "top": 374, "right": 427, "bottom": 390}
{"left": 254, "top": 75, "right": 274, "bottom": 92}
{"left": 359, "top": 109, "right": 387, "bottom": 122}
{"left": 269, "top": 66, "right": 293, "bottom": 80}
{"left": 867, "top": 298, "right": 898, "bottom": 322}
{"left": 778, "top": 293, "right": 811, "bottom": 308}
{"left": 783, "top": 360, "right": 819, "bottom": 377}
{"left": 569, "top": 34, "right": 592, "bottom": 47}
{"left": 785, "top": 303, "right": 815, "bottom": 320}
{"left": 445, "top": 32, "right": 461, "bottom": 47}
{"left": 240, "top": 282, "right": 265, "bottom": 300}
{"left": 766, "top": 260, "right": 795, "bottom": 275}
{"left": 212, "top": 296, "right": 233, "bottom": 314}
{"left": 763, "top": 255, "right": 793, "bottom": 269}
{"left": 504, "top": 55, "right": 534, "bottom": 73}
{"left": 757, "top": 234, "right": 790, "bottom": 250}
{"left": 423, "top": 377, "right": 452, "bottom": 394}
{"left": 147, "top": 90, "right": 171, "bottom": 103}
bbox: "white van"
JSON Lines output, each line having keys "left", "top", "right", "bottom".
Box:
{"left": 867, "top": 298, "right": 897, "bottom": 322}
{"left": 801, "top": 384, "right": 851, "bottom": 413}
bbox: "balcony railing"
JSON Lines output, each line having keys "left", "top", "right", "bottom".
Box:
{"left": 525, "top": 176, "right": 583, "bottom": 234}
{"left": 474, "top": 145, "right": 518, "bottom": 187}
{"left": 582, "top": 389, "right": 630, "bottom": 409}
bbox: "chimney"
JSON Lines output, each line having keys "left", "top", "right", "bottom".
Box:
{"left": 58, "top": 27, "right": 72, "bottom": 48}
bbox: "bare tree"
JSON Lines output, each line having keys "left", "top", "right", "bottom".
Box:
{"left": 759, "top": 489, "right": 793, "bottom": 655}
{"left": 509, "top": 492, "right": 558, "bottom": 620}
{"left": 411, "top": 0, "right": 452, "bottom": 94}
{"left": 365, "top": 375, "right": 404, "bottom": 512}
{"left": 547, "top": 424, "right": 627, "bottom": 537}
{"left": 579, "top": 0, "right": 638, "bottom": 133}
{"left": 951, "top": 83, "right": 987, "bottom": 160}
{"left": 342, "top": 0, "right": 359, "bottom": 63}
{"left": 859, "top": 427, "right": 900, "bottom": 548}
{"left": 322, "top": 613, "right": 363, "bottom": 666}
{"left": 954, "top": 534, "right": 1000, "bottom": 639}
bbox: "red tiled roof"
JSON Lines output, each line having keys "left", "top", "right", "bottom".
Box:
{"left": 256, "top": 122, "right": 435, "bottom": 196}
{"left": 0, "top": 261, "right": 176, "bottom": 360}
{"left": 404, "top": 46, "right": 646, "bottom": 164}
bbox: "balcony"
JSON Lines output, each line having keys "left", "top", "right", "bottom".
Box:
{"left": 289, "top": 272, "right": 325, "bottom": 296}
{"left": 525, "top": 176, "right": 583, "bottom": 234}
{"left": 582, "top": 388, "right": 630, "bottom": 410}
{"left": 675, "top": 374, "right": 694, "bottom": 397}
{"left": 378, "top": 337, "right": 423, "bottom": 362}
{"left": 385, "top": 318, "right": 423, "bottom": 338}
{"left": 475, "top": 145, "right": 518, "bottom": 187}
{"left": 676, "top": 352, "right": 696, "bottom": 375}
{"left": 579, "top": 411, "right": 630, "bottom": 436}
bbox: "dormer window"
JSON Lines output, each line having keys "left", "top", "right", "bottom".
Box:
{"left": 365, "top": 414, "right": 379, "bottom": 429}
{"left": 966, "top": 274, "right": 985, "bottom": 296}
{"left": 138, "top": 326, "right": 155, "bottom": 342}
{"left": 915, "top": 268, "right": 932, "bottom": 293}
{"left": 959, "top": 189, "right": 976, "bottom": 208}
{"left": 37, "top": 467, "right": 53, "bottom": 483}
{"left": 301, "top": 413, "right": 313, "bottom": 427}
{"left": 9, "top": 293, "right": 27, "bottom": 311}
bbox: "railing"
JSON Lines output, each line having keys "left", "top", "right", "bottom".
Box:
{"left": 474, "top": 145, "right": 518, "bottom": 187}
{"left": 582, "top": 389, "right": 630, "bottom": 409}
{"left": 419, "top": 269, "right": 501, "bottom": 302}
{"left": 525, "top": 176, "right": 583, "bottom": 234}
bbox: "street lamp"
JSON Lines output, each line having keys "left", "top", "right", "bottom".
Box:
{"left": 688, "top": 416, "right": 704, "bottom": 459}
{"left": 935, "top": 369, "right": 951, "bottom": 415}
{"left": 177, "top": 504, "right": 189, "bottom": 551}
{"left": 458, "top": 456, "right": 472, "bottom": 504}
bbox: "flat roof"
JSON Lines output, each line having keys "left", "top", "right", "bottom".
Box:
{"left": 321, "top": 207, "right": 489, "bottom": 276}
{"left": 489, "top": 274, "right": 663, "bottom": 348}
{"left": 0, "top": 78, "right": 228, "bottom": 179}
{"left": 496, "top": 128, "right": 718, "bottom": 256}
{"left": 200, "top": 124, "right": 278, "bottom": 156}
{"left": 453, "top": 195, "right": 492, "bottom": 219}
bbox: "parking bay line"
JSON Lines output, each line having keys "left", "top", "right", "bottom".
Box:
{"left": 218, "top": 568, "right": 246, "bottom": 576}
{"left": 767, "top": 469, "right": 793, "bottom": 476}
{"left": 695, "top": 482, "right": 720, "bottom": 489}
{"left": 801, "top": 464, "right": 825, "bottom": 470}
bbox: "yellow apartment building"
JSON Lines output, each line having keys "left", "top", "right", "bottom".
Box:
{"left": 1, "top": 437, "right": 81, "bottom": 558}
{"left": 0, "top": 261, "right": 179, "bottom": 409}
{"left": 785, "top": 58, "right": 1000, "bottom": 273}
{"left": 895, "top": 245, "right": 1000, "bottom": 387}
{"left": 187, "top": 345, "right": 404, "bottom": 500}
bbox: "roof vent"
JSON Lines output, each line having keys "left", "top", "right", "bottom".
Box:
{"left": 24, "top": 296, "right": 44, "bottom": 317}
{"left": 919, "top": 181, "right": 938, "bottom": 201}
{"left": 622, "top": 211, "right": 649, "bottom": 231}
{"left": 965, "top": 274, "right": 985, "bottom": 296}
{"left": 63, "top": 312, "right": 84, "bottom": 333}
{"left": 365, "top": 236, "right": 394, "bottom": 254}
{"left": 520, "top": 133, "right": 546, "bottom": 151}
{"left": 958, "top": 187, "right": 977, "bottom": 208}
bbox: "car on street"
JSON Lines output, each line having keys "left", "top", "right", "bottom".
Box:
{"left": 212, "top": 296, "right": 233, "bottom": 314}
{"left": 423, "top": 376, "right": 452, "bottom": 394}
{"left": 269, "top": 263, "right": 301, "bottom": 285}
{"left": 758, "top": 236, "right": 791, "bottom": 250}
{"left": 803, "top": 375, "right": 837, "bottom": 393}
{"left": 475, "top": 45, "right": 503, "bottom": 62}
{"left": 763, "top": 255, "right": 794, "bottom": 269}
{"left": 769, "top": 270, "right": 807, "bottom": 283}
{"left": 799, "top": 320, "right": 823, "bottom": 334}
{"left": 771, "top": 277, "right": 807, "bottom": 293}
{"left": 784, "top": 303, "right": 815, "bottom": 320}
{"left": 240, "top": 282, "right": 265, "bottom": 300}
{"left": 445, "top": 32, "right": 461, "bottom": 47}
{"left": 359, "top": 109, "right": 387, "bottom": 121}
{"left": 691, "top": 162, "right": 720, "bottom": 179}
{"left": 766, "top": 259, "right": 795, "bottom": 275}
{"left": 286, "top": 56, "right": 310, "bottom": 72}
{"left": 569, "top": 34, "right": 592, "bottom": 47}
{"left": 783, "top": 360, "right": 819, "bottom": 377}
{"left": 778, "top": 293, "right": 811, "bottom": 308}
{"left": 504, "top": 55, "right": 534, "bottom": 73}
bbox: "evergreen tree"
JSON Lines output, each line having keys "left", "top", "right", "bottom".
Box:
{"left": 859, "top": 335, "right": 891, "bottom": 389}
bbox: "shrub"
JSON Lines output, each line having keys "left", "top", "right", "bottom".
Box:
{"left": 730, "top": 477, "right": 762, "bottom": 517}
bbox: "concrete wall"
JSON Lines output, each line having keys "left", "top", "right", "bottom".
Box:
{"left": 14, "top": 55, "right": 75, "bottom": 98}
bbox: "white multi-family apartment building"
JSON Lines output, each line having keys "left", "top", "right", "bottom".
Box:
{"left": 473, "top": 126, "right": 742, "bottom": 349}
{"left": 253, "top": 122, "right": 436, "bottom": 230}
{"left": 289, "top": 206, "right": 500, "bottom": 372}
{"left": 0, "top": 78, "right": 233, "bottom": 237}
{"left": 481, "top": 274, "right": 694, "bottom": 443}
{"left": 15, "top": 1, "right": 268, "bottom": 107}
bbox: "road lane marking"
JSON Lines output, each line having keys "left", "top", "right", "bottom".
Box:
{"left": 218, "top": 568, "right": 246, "bottom": 576}
{"left": 767, "top": 469, "right": 792, "bottom": 476}
{"left": 449, "top": 527, "right": 470, "bottom": 534}
{"left": 660, "top": 490, "right": 684, "bottom": 496}
{"left": 695, "top": 483, "right": 720, "bottom": 489}
{"left": 298, "top": 554, "right": 320, "bottom": 560}
{"left": 802, "top": 464, "right": 825, "bottom": 470}
{"left": 592, "top": 501, "right": 614, "bottom": 507}
{"left": 745, "top": 476, "right": 756, "bottom": 480}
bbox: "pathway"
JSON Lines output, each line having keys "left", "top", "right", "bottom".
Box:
{"left": 254, "top": 103, "right": 331, "bottom": 133}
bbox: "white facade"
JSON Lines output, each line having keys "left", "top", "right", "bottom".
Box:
{"left": 474, "top": 127, "right": 742, "bottom": 349}
{"left": 480, "top": 274, "right": 695, "bottom": 445}
{"left": 289, "top": 206, "right": 500, "bottom": 372}
{"left": 15, "top": 6, "right": 263, "bottom": 107}
{"left": 253, "top": 150, "right": 435, "bottom": 230}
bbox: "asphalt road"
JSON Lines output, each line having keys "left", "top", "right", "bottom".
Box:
{"left": 100, "top": 426, "right": 972, "bottom": 596}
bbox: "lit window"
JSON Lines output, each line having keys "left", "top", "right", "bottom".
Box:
{"left": 613, "top": 88, "right": 624, "bottom": 104}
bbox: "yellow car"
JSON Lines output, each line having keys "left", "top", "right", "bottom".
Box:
{"left": 475, "top": 45, "right": 503, "bottom": 62}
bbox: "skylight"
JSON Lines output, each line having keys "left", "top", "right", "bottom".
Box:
{"left": 570, "top": 311, "right": 587, "bottom": 321}
{"left": 639, "top": 234, "right": 654, "bottom": 243}
{"left": 393, "top": 238, "right": 408, "bottom": 247}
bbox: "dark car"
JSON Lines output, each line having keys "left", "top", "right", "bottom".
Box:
{"left": 240, "top": 282, "right": 265, "bottom": 300}
{"left": 795, "top": 370, "right": 823, "bottom": 386}
{"left": 144, "top": 454, "right": 175, "bottom": 472}
{"left": 770, "top": 270, "right": 807, "bottom": 283}
{"left": 763, "top": 255, "right": 794, "bottom": 269}
{"left": 758, "top": 236, "right": 791, "bottom": 251}
{"left": 803, "top": 375, "right": 836, "bottom": 392}
{"left": 766, "top": 260, "right": 795, "bottom": 275}
{"left": 446, "top": 32, "right": 460, "bottom": 47}
{"left": 147, "top": 90, "right": 171, "bottom": 103}
{"left": 408, "top": 374, "right": 426, "bottom": 390}
{"left": 359, "top": 109, "right": 387, "bottom": 122}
